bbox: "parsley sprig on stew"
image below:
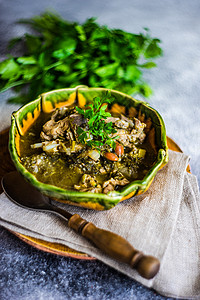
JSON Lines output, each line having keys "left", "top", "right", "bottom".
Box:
{"left": 76, "top": 94, "right": 118, "bottom": 149}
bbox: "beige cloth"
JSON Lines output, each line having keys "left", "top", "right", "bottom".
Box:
{"left": 0, "top": 150, "right": 200, "bottom": 299}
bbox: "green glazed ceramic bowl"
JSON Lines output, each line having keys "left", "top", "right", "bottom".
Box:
{"left": 9, "top": 86, "right": 168, "bottom": 210}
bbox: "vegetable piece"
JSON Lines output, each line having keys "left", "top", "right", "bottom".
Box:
{"left": 104, "top": 152, "right": 119, "bottom": 162}
{"left": 31, "top": 142, "right": 43, "bottom": 149}
{"left": 88, "top": 149, "right": 100, "bottom": 161}
{"left": 0, "top": 12, "right": 163, "bottom": 104}
{"left": 71, "top": 141, "right": 76, "bottom": 151}
{"left": 42, "top": 141, "right": 58, "bottom": 152}
{"left": 138, "top": 148, "right": 146, "bottom": 158}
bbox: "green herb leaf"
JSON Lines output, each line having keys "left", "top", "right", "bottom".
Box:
{"left": 17, "top": 56, "right": 37, "bottom": 65}
{"left": 0, "top": 11, "right": 163, "bottom": 104}
{"left": 95, "top": 62, "right": 119, "bottom": 77}
{"left": 0, "top": 59, "right": 20, "bottom": 79}
{"left": 139, "top": 62, "right": 157, "bottom": 68}
{"left": 76, "top": 93, "right": 117, "bottom": 149}
{"left": 144, "top": 39, "right": 163, "bottom": 58}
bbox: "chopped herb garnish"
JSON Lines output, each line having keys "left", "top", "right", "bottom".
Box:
{"left": 76, "top": 93, "right": 117, "bottom": 149}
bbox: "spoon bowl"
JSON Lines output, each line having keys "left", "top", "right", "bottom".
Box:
{"left": 2, "top": 171, "right": 72, "bottom": 219}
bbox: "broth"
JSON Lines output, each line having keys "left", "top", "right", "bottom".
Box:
{"left": 20, "top": 107, "right": 157, "bottom": 193}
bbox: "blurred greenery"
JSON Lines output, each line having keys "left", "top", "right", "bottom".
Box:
{"left": 0, "top": 12, "right": 163, "bottom": 104}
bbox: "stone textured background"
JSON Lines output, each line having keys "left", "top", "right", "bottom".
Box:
{"left": 0, "top": 0, "right": 200, "bottom": 299}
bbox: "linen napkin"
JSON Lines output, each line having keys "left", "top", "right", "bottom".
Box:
{"left": 0, "top": 150, "right": 200, "bottom": 299}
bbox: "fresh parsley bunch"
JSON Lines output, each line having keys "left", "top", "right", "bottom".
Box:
{"left": 0, "top": 12, "right": 163, "bottom": 104}
{"left": 76, "top": 94, "right": 117, "bottom": 149}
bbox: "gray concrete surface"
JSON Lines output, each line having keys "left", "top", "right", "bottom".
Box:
{"left": 0, "top": 0, "right": 200, "bottom": 299}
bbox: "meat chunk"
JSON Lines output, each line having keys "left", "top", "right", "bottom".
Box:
{"left": 104, "top": 117, "right": 120, "bottom": 124}
{"left": 108, "top": 116, "right": 146, "bottom": 147}
{"left": 102, "top": 176, "right": 130, "bottom": 194}
{"left": 120, "top": 114, "right": 134, "bottom": 127}
{"left": 114, "top": 119, "right": 130, "bottom": 129}
{"left": 130, "top": 118, "right": 146, "bottom": 143}
{"left": 112, "top": 129, "right": 131, "bottom": 147}
{"left": 40, "top": 108, "right": 86, "bottom": 141}
{"left": 74, "top": 174, "right": 102, "bottom": 193}
{"left": 41, "top": 116, "right": 71, "bottom": 141}
{"left": 104, "top": 115, "right": 132, "bottom": 129}
{"left": 69, "top": 113, "right": 86, "bottom": 126}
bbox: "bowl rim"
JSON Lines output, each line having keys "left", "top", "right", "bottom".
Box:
{"left": 9, "top": 86, "right": 168, "bottom": 209}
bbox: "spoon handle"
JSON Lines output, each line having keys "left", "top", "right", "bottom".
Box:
{"left": 68, "top": 214, "right": 160, "bottom": 279}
